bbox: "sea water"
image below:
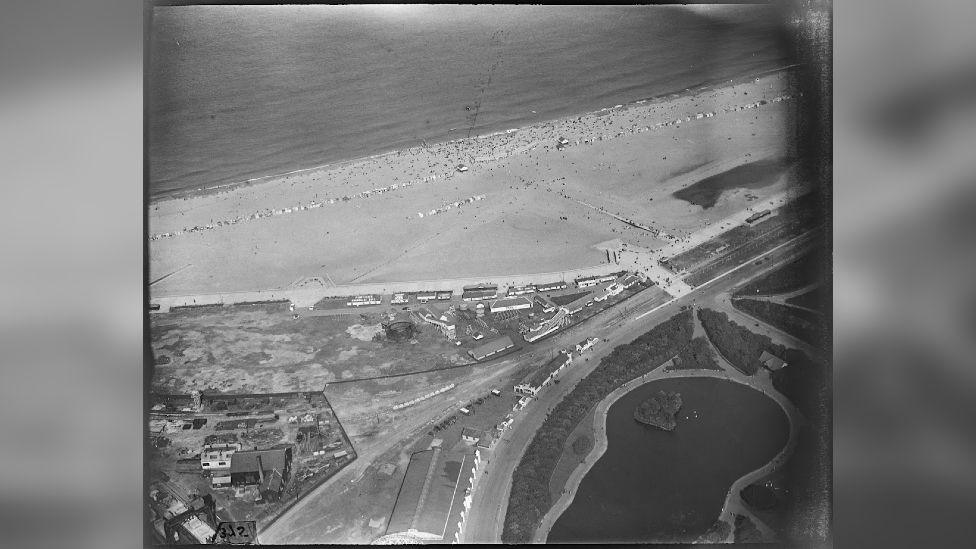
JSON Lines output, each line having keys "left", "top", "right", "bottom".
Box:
{"left": 149, "top": 5, "right": 790, "bottom": 198}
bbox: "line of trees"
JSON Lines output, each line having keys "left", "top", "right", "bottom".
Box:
{"left": 669, "top": 336, "right": 721, "bottom": 371}
{"left": 501, "top": 309, "right": 694, "bottom": 543}
{"left": 732, "top": 298, "right": 826, "bottom": 345}
{"left": 696, "top": 308, "right": 785, "bottom": 375}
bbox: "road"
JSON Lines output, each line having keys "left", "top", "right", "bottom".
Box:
{"left": 462, "top": 230, "right": 816, "bottom": 543}
{"left": 258, "top": 277, "right": 675, "bottom": 544}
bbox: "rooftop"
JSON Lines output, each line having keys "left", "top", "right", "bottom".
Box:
{"left": 468, "top": 336, "right": 515, "bottom": 360}
{"left": 526, "top": 353, "right": 572, "bottom": 388}
{"left": 229, "top": 447, "right": 290, "bottom": 474}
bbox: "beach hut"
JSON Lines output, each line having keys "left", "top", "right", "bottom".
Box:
{"left": 456, "top": 164, "right": 468, "bottom": 173}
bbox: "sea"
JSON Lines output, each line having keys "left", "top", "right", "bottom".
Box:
{"left": 548, "top": 377, "right": 789, "bottom": 543}
{"left": 149, "top": 5, "right": 792, "bottom": 199}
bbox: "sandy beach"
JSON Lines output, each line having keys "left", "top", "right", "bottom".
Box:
{"left": 150, "top": 69, "right": 799, "bottom": 297}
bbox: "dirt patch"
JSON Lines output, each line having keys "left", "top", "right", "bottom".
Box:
{"left": 347, "top": 324, "right": 383, "bottom": 342}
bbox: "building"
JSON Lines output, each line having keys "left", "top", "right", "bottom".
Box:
{"left": 200, "top": 442, "right": 241, "bottom": 471}
{"left": 619, "top": 273, "right": 641, "bottom": 289}
{"left": 391, "top": 293, "right": 409, "bottom": 305}
{"left": 229, "top": 446, "right": 292, "bottom": 492}
{"left": 557, "top": 137, "right": 570, "bottom": 146}
{"left": 533, "top": 294, "right": 557, "bottom": 313}
{"left": 746, "top": 210, "right": 771, "bottom": 224}
{"left": 416, "top": 291, "right": 438, "bottom": 303}
{"left": 515, "top": 352, "right": 573, "bottom": 396}
{"left": 456, "top": 164, "right": 469, "bottom": 172}
{"left": 347, "top": 294, "right": 381, "bottom": 306}
{"left": 489, "top": 296, "right": 532, "bottom": 313}
{"left": 534, "top": 280, "right": 567, "bottom": 292}
{"left": 385, "top": 448, "right": 469, "bottom": 540}
{"left": 461, "top": 428, "right": 483, "bottom": 444}
{"left": 576, "top": 337, "right": 599, "bottom": 354}
{"left": 436, "top": 291, "right": 453, "bottom": 301}
{"left": 468, "top": 335, "right": 515, "bottom": 361}
{"left": 563, "top": 293, "right": 593, "bottom": 315}
{"left": 575, "top": 273, "right": 617, "bottom": 288}
{"left": 759, "top": 350, "right": 788, "bottom": 371}
{"left": 506, "top": 285, "right": 535, "bottom": 296}
{"left": 462, "top": 284, "right": 498, "bottom": 302}
{"left": 416, "top": 307, "right": 457, "bottom": 340}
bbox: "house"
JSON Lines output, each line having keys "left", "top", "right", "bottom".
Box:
{"left": 468, "top": 336, "right": 515, "bottom": 361}
{"left": 575, "top": 273, "right": 617, "bottom": 288}
{"left": 514, "top": 383, "right": 538, "bottom": 397}
{"left": 759, "top": 350, "right": 788, "bottom": 371}
{"left": 534, "top": 281, "right": 567, "bottom": 292}
{"left": 461, "top": 428, "right": 483, "bottom": 444}
{"left": 200, "top": 442, "right": 241, "bottom": 471}
{"left": 229, "top": 446, "right": 293, "bottom": 494}
{"left": 489, "top": 296, "right": 532, "bottom": 313}
{"left": 618, "top": 273, "right": 641, "bottom": 289}
{"left": 462, "top": 285, "right": 498, "bottom": 301}
{"left": 563, "top": 293, "right": 593, "bottom": 315}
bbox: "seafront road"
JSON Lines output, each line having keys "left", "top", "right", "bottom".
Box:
{"left": 462, "top": 231, "right": 815, "bottom": 543}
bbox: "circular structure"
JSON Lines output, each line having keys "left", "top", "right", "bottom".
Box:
{"left": 382, "top": 311, "right": 416, "bottom": 341}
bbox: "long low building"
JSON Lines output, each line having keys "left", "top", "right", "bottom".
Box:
{"left": 515, "top": 352, "right": 573, "bottom": 396}
{"left": 468, "top": 335, "right": 515, "bottom": 361}
{"left": 385, "top": 447, "right": 469, "bottom": 540}
{"left": 534, "top": 280, "right": 568, "bottom": 292}
{"left": 462, "top": 288, "right": 498, "bottom": 301}
{"left": 489, "top": 296, "right": 532, "bottom": 313}
{"left": 575, "top": 273, "right": 617, "bottom": 288}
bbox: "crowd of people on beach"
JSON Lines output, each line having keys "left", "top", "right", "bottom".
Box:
{"left": 150, "top": 80, "right": 795, "bottom": 242}
{"left": 416, "top": 194, "right": 486, "bottom": 219}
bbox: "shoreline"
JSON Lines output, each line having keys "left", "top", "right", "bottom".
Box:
{"left": 148, "top": 64, "right": 800, "bottom": 205}
{"left": 534, "top": 367, "right": 801, "bottom": 543}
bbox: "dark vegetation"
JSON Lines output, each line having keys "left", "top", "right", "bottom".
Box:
{"left": 697, "top": 308, "right": 785, "bottom": 375}
{"left": 668, "top": 336, "right": 722, "bottom": 371}
{"left": 571, "top": 435, "right": 593, "bottom": 457}
{"left": 633, "top": 391, "right": 683, "bottom": 431}
{"left": 741, "top": 484, "right": 779, "bottom": 510}
{"left": 733, "top": 514, "right": 764, "bottom": 543}
{"left": 734, "top": 245, "right": 824, "bottom": 297}
{"left": 502, "top": 310, "right": 694, "bottom": 543}
{"left": 785, "top": 285, "right": 826, "bottom": 312}
{"left": 732, "top": 299, "right": 826, "bottom": 345}
{"left": 673, "top": 156, "right": 793, "bottom": 209}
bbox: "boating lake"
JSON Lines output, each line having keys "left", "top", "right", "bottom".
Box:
{"left": 548, "top": 377, "right": 788, "bottom": 543}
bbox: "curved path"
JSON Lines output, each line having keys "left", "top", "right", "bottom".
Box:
{"left": 533, "top": 342, "right": 803, "bottom": 543}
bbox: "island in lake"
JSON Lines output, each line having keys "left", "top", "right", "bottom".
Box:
{"left": 633, "top": 390, "right": 683, "bottom": 431}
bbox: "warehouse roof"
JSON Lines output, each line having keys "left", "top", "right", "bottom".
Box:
{"left": 229, "top": 447, "right": 290, "bottom": 474}
{"left": 490, "top": 296, "right": 532, "bottom": 310}
{"left": 385, "top": 448, "right": 468, "bottom": 539}
{"left": 468, "top": 336, "right": 515, "bottom": 361}
{"left": 526, "top": 353, "right": 572, "bottom": 388}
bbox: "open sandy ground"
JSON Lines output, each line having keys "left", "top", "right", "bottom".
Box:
{"left": 150, "top": 71, "right": 798, "bottom": 297}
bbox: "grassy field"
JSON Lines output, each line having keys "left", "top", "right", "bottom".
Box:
{"left": 731, "top": 299, "right": 826, "bottom": 346}
{"left": 150, "top": 306, "right": 472, "bottom": 394}
{"left": 785, "top": 285, "right": 826, "bottom": 311}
